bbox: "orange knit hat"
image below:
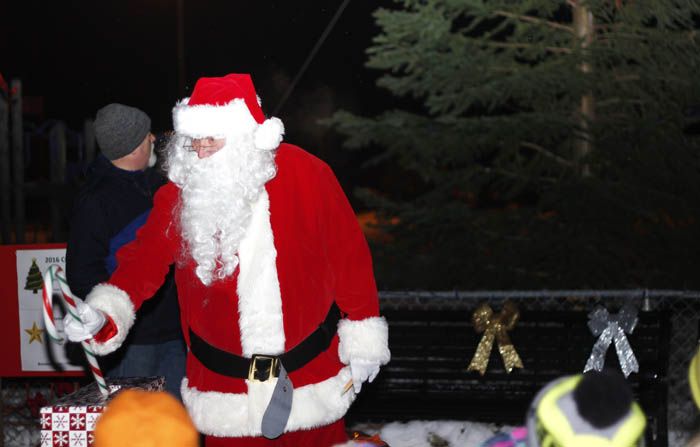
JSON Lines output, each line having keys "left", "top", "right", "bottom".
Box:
{"left": 94, "top": 390, "right": 198, "bottom": 447}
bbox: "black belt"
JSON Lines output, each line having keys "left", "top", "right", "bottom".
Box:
{"left": 189, "top": 302, "right": 341, "bottom": 382}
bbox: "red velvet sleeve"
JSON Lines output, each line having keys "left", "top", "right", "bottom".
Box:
{"left": 316, "top": 159, "right": 380, "bottom": 321}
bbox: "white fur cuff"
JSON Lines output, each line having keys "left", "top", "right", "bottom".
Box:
{"left": 254, "top": 117, "right": 284, "bottom": 150}
{"left": 337, "top": 317, "right": 391, "bottom": 365}
{"left": 85, "top": 284, "right": 135, "bottom": 355}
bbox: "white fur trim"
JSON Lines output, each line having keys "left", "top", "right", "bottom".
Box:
{"left": 236, "top": 190, "right": 285, "bottom": 356}
{"left": 254, "top": 117, "right": 284, "bottom": 150}
{"left": 84, "top": 284, "right": 135, "bottom": 355}
{"left": 337, "top": 317, "right": 391, "bottom": 365}
{"left": 173, "top": 98, "right": 258, "bottom": 139}
{"left": 181, "top": 367, "right": 355, "bottom": 437}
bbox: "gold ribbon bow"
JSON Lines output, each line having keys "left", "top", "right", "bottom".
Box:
{"left": 467, "top": 301, "right": 524, "bottom": 375}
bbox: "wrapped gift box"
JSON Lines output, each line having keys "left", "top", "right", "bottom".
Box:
{"left": 40, "top": 377, "right": 164, "bottom": 447}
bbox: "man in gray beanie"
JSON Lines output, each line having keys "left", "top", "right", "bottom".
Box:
{"left": 65, "top": 103, "right": 186, "bottom": 400}
{"left": 94, "top": 103, "right": 156, "bottom": 168}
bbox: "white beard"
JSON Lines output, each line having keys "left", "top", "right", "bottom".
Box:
{"left": 164, "top": 133, "right": 277, "bottom": 285}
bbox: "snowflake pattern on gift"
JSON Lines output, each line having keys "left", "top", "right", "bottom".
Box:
{"left": 41, "top": 413, "right": 52, "bottom": 429}
{"left": 70, "top": 431, "right": 87, "bottom": 447}
{"left": 86, "top": 413, "right": 101, "bottom": 431}
{"left": 70, "top": 413, "right": 86, "bottom": 430}
{"left": 41, "top": 378, "right": 164, "bottom": 447}
{"left": 53, "top": 431, "right": 69, "bottom": 447}
{"left": 53, "top": 414, "right": 69, "bottom": 430}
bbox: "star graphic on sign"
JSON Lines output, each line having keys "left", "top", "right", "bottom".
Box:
{"left": 25, "top": 321, "right": 44, "bottom": 344}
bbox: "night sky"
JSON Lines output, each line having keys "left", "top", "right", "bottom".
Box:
{"left": 3, "top": 0, "right": 397, "bottom": 195}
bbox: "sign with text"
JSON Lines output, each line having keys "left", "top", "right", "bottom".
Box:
{"left": 17, "top": 248, "right": 84, "bottom": 372}
{"left": 1, "top": 244, "right": 85, "bottom": 377}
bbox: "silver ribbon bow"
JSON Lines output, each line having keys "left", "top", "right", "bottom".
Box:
{"left": 583, "top": 303, "right": 640, "bottom": 378}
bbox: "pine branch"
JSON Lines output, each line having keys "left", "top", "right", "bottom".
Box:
{"left": 613, "top": 75, "right": 641, "bottom": 82}
{"left": 595, "top": 23, "right": 624, "bottom": 31}
{"left": 493, "top": 10, "right": 574, "bottom": 34}
{"left": 519, "top": 141, "right": 575, "bottom": 168}
{"left": 602, "top": 179, "right": 700, "bottom": 210}
{"left": 480, "top": 40, "right": 573, "bottom": 54}
{"left": 596, "top": 98, "right": 647, "bottom": 107}
{"left": 479, "top": 166, "right": 560, "bottom": 184}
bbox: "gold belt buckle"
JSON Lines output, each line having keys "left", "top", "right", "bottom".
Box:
{"left": 248, "top": 354, "right": 280, "bottom": 382}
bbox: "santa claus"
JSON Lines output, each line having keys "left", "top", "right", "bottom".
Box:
{"left": 64, "top": 74, "right": 390, "bottom": 446}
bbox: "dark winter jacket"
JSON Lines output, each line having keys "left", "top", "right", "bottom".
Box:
{"left": 66, "top": 154, "right": 182, "bottom": 344}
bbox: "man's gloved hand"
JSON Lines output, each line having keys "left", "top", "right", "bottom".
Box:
{"left": 350, "top": 358, "right": 380, "bottom": 393}
{"left": 62, "top": 300, "right": 106, "bottom": 342}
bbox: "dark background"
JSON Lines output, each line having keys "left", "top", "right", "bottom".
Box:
{"left": 3, "top": 0, "right": 396, "bottom": 202}
{"left": 7, "top": 2, "right": 699, "bottom": 291}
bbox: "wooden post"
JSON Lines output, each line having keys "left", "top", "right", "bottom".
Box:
{"left": 0, "top": 84, "right": 10, "bottom": 244}
{"left": 51, "top": 122, "right": 67, "bottom": 242}
{"left": 572, "top": 2, "right": 594, "bottom": 178}
{"left": 11, "top": 79, "right": 24, "bottom": 244}
{"left": 84, "top": 118, "right": 96, "bottom": 164}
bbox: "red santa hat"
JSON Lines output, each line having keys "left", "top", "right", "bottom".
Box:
{"left": 172, "top": 73, "right": 284, "bottom": 150}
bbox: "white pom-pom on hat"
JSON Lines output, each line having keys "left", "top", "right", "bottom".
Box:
{"left": 254, "top": 117, "right": 285, "bottom": 151}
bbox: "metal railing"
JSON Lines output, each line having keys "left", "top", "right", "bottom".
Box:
{"left": 0, "top": 78, "right": 96, "bottom": 245}
{"left": 377, "top": 289, "right": 700, "bottom": 445}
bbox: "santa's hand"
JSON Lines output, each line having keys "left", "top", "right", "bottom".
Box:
{"left": 350, "top": 359, "right": 380, "bottom": 393}
{"left": 62, "top": 300, "right": 106, "bottom": 342}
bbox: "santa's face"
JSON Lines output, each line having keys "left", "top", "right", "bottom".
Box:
{"left": 189, "top": 137, "right": 226, "bottom": 159}
{"left": 164, "top": 132, "right": 277, "bottom": 285}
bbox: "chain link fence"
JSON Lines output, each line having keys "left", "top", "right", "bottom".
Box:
{"left": 3, "top": 290, "right": 699, "bottom": 446}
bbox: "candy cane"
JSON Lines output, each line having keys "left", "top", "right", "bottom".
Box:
{"left": 42, "top": 264, "right": 109, "bottom": 397}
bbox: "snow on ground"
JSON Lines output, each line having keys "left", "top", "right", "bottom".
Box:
{"left": 344, "top": 421, "right": 693, "bottom": 447}
{"left": 347, "top": 420, "right": 517, "bottom": 447}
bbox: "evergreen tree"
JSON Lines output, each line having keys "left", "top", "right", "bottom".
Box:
{"left": 25, "top": 258, "right": 43, "bottom": 294}
{"left": 324, "top": 0, "right": 700, "bottom": 289}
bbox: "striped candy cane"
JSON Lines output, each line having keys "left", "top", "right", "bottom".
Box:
{"left": 42, "top": 264, "right": 109, "bottom": 397}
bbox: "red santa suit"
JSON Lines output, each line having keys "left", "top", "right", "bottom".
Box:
{"left": 83, "top": 74, "right": 390, "bottom": 441}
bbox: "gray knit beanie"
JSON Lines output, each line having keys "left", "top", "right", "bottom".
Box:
{"left": 94, "top": 103, "right": 151, "bottom": 160}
